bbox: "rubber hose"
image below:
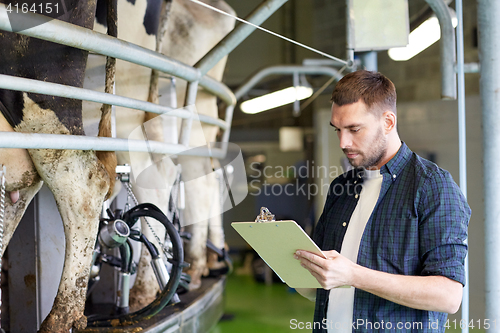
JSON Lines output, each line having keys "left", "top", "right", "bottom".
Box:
{"left": 87, "top": 203, "right": 183, "bottom": 327}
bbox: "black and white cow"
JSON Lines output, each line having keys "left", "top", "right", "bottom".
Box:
{"left": 164, "top": 0, "right": 235, "bottom": 292}
{"left": 0, "top": 0, "right": 116, "bottom": 331}
{"left": 86, "top": 0, "right": 235, "bottom": 309}
{"left": 0, "top": 0, "right": 234, "bottom": 329}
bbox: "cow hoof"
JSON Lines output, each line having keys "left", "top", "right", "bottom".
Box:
{"left": 38, "top": 300, "right": 87, "bottom": 333}
{"left": 186, "top": 268, "right": 203, "bottom": 290}
{"left": 206, "top": 251, "right": 231, "bottom": 277}
{"left": 189, "top": 277, "right": 202, "bottom": 290}
{"left": 73, "top": 314, "right": 88, "bottom": 330}
{"left": 38, "top": 314, "right": 87, "bottom": 333}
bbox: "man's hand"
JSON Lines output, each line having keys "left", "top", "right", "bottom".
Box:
{"left": 294, "top": 250, "right": 357, "bottom": 290}
{"left": 294, "top": 249, "right": 463, "bottom": 314}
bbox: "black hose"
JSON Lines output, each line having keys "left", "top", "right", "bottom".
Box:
{"left": 139, "top": 233, "right": 160, "bottom": 260}
{"left": 122, "top": 203, "right": 165, "bottom": 228}
{"left": 87, "top": 203, "right": 184, "bottom": 327}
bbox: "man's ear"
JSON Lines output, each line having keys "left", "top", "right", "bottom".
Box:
{"left": 383, "top": 111, "right": 397, "bottom": 134}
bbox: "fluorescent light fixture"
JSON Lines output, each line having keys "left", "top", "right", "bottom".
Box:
{"left": 388, "top": 16, "right": 458, "bottom": 61}
{"left": 240, "top": 86, "right": 313, "bottom": 114}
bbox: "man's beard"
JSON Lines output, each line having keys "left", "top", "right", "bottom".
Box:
{"left": 344, "top": 127, "right": 387, "bottom": 169}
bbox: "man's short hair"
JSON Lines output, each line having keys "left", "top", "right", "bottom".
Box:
{"left": 331, "top": 70, "right": 397, "bottom": 116}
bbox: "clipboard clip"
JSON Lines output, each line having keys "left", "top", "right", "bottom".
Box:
{"left": 255, "top": 207, "right": 275, "bottom": 222}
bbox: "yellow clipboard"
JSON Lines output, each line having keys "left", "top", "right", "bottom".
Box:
{"left": 232, "top": 212, "right": 326, "bottom": 288}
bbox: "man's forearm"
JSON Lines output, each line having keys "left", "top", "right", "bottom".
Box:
{"left": 351, "top": 265, "right": 463, "bottom": 314}
{"left": 296, "top": 250, "right": 463, "bottom": 314}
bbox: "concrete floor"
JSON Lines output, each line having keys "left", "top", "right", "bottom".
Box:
{"left": 210, "top": 268, "right": 315, "bottom": 332}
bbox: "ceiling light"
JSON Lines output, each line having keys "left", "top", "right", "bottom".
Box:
{"left": 388, "top": 16, "right": 458, "bottom": 61}
{"left": 240, "top": 86, "right": 313, "bottom": 114}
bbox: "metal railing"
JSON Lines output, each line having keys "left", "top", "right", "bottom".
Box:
{"left": 0, "top": 1, "right": 288, "bottom": 158}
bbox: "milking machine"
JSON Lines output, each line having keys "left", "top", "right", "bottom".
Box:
{"left": 85, "top": 165, "right": 189, "bottom": 327}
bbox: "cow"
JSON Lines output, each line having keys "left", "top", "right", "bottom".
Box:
{"left": 0, "top": 0, "right": 116, "bottom": 331}
{"left": 86, "top": 0, "right": 235, "bottom": 310}
{"left": 164, "top": 0, "right": 235, "bottom": 292}
{"left": 0, "top": 0, "right": 234, "bottom": 330}
{"left": 87, "top": 0, "right": 175, "bottom": 311}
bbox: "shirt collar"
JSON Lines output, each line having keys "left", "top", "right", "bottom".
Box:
{"left": 379, "top": 141, "right": 412, "bottom": 181}
{"left": 363, "top": 168, "right": 382, "bottom": 180}
{"left": 341, "top": 142, "right": 411, "bottom": 182}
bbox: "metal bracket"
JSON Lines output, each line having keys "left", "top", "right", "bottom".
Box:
{"left": 255, "top": 207, "right": 275, "bottom": 223}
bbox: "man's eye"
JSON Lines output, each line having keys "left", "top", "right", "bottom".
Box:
{"left": 334, "top": 128, "right": 340, "bottom": 132}
{"left": 351, "top": 128, "right": 360, "bottom": 133}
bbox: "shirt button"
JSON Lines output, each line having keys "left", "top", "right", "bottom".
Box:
{"left": 393, "top": 174, "right": 397, "bottom": 179}
{"left": 342, "top": 222, "right": 347, "bottom": 227}
{"left": 354, "top": 180, "right": 357, "bottom": 184}
{"left": 355, "top": 194, "right": 359, "bottom": 199}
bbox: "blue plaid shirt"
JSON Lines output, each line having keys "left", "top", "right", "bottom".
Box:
{"left": 312, "top": 142, "right": 470, "bottom": 332}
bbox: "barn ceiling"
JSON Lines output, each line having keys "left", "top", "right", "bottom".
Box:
{"left": 220, "top": 0, "right": 436, "bottom": 133}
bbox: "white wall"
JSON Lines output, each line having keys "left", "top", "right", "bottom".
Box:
{"left": 398, "top": 96, "right": 484, "bottom": 321}
{"left": 223, "top": 0, "right": 314, "bottom": 87}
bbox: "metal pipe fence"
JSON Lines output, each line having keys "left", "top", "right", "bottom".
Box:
{"left": 0, "top": 2, "right": 239, "bottom": 157}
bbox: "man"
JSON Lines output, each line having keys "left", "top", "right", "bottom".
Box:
{"left": 294, "top": 70, "right": 470, "bottom": 332}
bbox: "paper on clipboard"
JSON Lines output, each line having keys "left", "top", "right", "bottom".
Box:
{"left": 231, "top": 219, "right": 326, "bottom": 288}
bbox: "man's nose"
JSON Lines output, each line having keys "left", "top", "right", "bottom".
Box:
{"left": 338, "top": 131, "right": 352, "bottom": 149}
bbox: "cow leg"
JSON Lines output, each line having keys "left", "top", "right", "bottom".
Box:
{"left": 28, "top": 149, "right": 109, "bottom": 333}
{"left": 126, "top": 147, "right": 178, "bottom": 311}
{"left": 179, "top": 155, "right": 220, "bottom": 289}
{"left": 206, "top": 175, "right": 226, "bottom": 272}
{"left": 11, "top": 95, "right": 109, "bottom": 331}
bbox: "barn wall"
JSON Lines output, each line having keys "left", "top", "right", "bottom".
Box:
{"left": 309, "top": 0, "right": 484, "bottom": 321}
{"left": 224, "top": 0, "right": 313, "bottom": 87}
{"left": 222, "top": 0, "right": 485, "bottom": 321}
{"left": 398, "top": 96, "right": 484, "bottom": 321}
{"left": 311, "top": 0, "right": 480, "bottom": 101}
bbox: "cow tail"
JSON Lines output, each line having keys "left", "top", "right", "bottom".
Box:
{"left": 97, "top": 0, "right": 118, "bottom": 200}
